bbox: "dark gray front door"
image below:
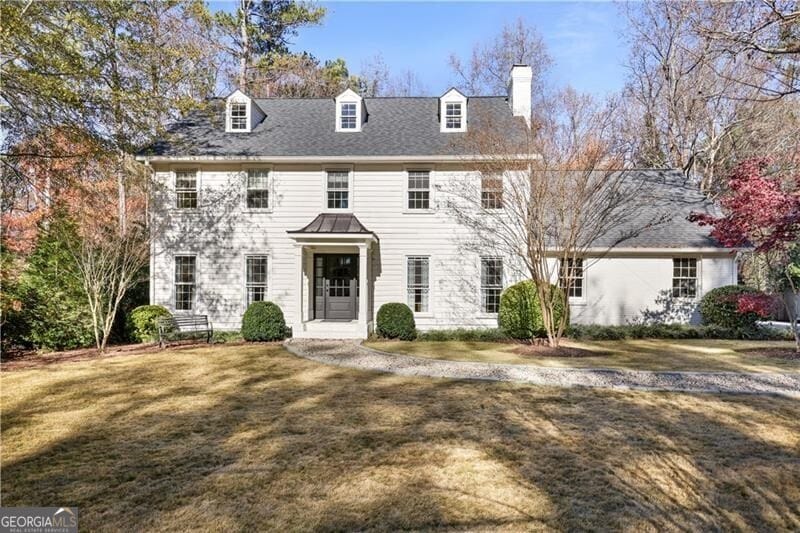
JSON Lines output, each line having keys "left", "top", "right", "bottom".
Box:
{"left": 314, "top": 254, "right": 358, "bottom": 320}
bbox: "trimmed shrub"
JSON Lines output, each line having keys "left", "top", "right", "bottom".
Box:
{"left": 416, "top": 328, "right": 507, "bottom": 342}
{"left": 127, "top": 305, "right": 172, "bottom": 343}
{"left": 566, "top": 323, "right": 787, "bottom": 341}
{"left": 241, "top": 301, "right": 287, "bottom": 341}
{"left": 700, "top": 285, "right": 764, "bottom": 330}
{"left": 376, "top": 302, "right": 417, "bottom": 340}
{"left": 498, "top": 281, "right": 567, "bottom": 339}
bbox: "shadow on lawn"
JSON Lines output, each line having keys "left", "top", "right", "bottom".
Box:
{"left": 1, "top": 345, "right": 799, "bottom": 531}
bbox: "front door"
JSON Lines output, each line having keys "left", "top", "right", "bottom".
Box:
{"left": 314, "top": 254, "right": 358, "bottom": 320}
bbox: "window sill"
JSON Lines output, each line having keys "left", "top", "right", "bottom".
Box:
{"left": 413, "top": 312, "right": 435, "bottom": 319}
{"left": 403, "top": 209, "right": 435, "bottom": 215}
{"left": 243, "top": 208, "right": 273, "bottom": 214}
{"left": 477, "top": 312, "right": 499, "bottom": 319}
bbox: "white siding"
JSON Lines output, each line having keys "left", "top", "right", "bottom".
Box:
{"left": 150, "top": 163, "right": 737, "bottom": 332}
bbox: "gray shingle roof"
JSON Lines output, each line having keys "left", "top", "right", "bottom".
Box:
{"left": 289, "top": 213, "right": 373, "bottom": 234}
{"left": 143, "top": 97, "right": 524, "bottom": 157}
{"left": 593, "top": 169, "right": 725, "bottom": 249}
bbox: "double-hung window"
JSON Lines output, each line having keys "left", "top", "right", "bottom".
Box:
{"left": 407, "top": 256, "right": 430, "bottom": 313}
{"left": 340, "top": 103, "right": 357, "bottom": 129}
{"left": 174, "top": 255, "right": 196, "bottom": 311}
{"left": 326, "top": 171, "right": 349, "bottom": 209}
{"left": 481, "top": 174, "right": 503, "bottom": 209}
{"left": 480, "top": 257, "right": 503, "bottom": 313}
{"left": 230, "top": 102, "right": 247, "bottom": 131}
{"left": 559, "top": 258, "right": 584, "bottom": 300}
{"left": 672, "top": 258, "right": 698, "bottom": 298}
{"left": 175, "top": 169, "right": 198, "bottom": 209}
{"left": 445, "top": 102, "right": 462, "bottom": 129}
{"left": 246, "top": 169, "right": 270, "bottom": 209}
{"left": 245, "top": 256, "right": 268, "bottom": 307}
{"left": 407, "top": 170, "right": 430, "bottom": 210}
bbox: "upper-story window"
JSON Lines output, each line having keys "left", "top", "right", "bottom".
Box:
{"left": 175, "top": 169, "right": 198, "bottom": 209}
{"left": 672, "top": 258, "right": 698, "bottom": 298}
{"left": 439, "top": 88, "right": 467, "bottom": 132}
{"left": 246, "top": 169, "right": 270, "bottom": 209}
{"left": 481, "top": 174, "right": 503, "bottom": 209}
{"left": 230, "top": 102, "right": 248, "bottom": 131}
{"left": 445, "top": 103, "right": 462, "bottom": 129}
{"left": 340, "top": 103, "right": 357, "bottom": 129}
{"left": 327, "top": 170, "right": 349, "bottom": 209}
{"left": 407, "top": 170, "right": 430, "bottom": 210}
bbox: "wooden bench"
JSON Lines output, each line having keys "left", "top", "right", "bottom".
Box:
{"left": 158, "top": 315, "right": 212, "bottom": 348}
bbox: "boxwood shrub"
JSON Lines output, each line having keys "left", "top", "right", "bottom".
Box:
{"left": 699, "top": 285, "right": 764, "bottom": 330}
{"left": 498, "top": 280, "right": 567, "bottom": 339}
{"left": 376, "top": 302, "right": 417, "bottom": 340}
{"left": 416, "top": 328, "right": 507, "bottom": 342}
{"left": 127, "top": 305, "right": 172, "bottom": 343}
{"left": 241, "top": 301, "right": 287, "bottom": 341}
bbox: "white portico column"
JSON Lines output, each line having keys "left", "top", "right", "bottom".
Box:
{"left": 358, "top": 243, "right": 368, "bottom": 335}
{"left": 294, "top": 244, "right": 304, "bottom": 331}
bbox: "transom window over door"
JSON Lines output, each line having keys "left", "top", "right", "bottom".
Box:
{"left": 174, "top": 255, "right": 196, "bottom": 311}
{"left": 445, "top": 103, "right": 462, "bottom": 129}
{"left": 175, "top": 169, "right": 197, "bottom": 209}
{"left": 672, "top": 258, "right": 698, "bottom": 298}
{"left": 340, "top": 103, "right": 357, "bottom": 129}
{"left": 245, "top": 256, "right": 268, "bottom": 307}
{"left": 407, "top": 256, "right": 430, "bottom": 313}
{"left": 480, "top": 257, "right": 503, "bottom": 313}
{"left": 407, "top": 170, "right": 430, "bottom": 210}
{"left": 246, "top": 169, "right": 269, "bottom": 209}
{"left": 327, "top": 171, "right": 349, "bottom": 209}
{"left": 230, "top": 102, "right": 247, "bottom": 130}
{"left": 559, "top": 258, "right": 584, "bottom": 299}
{"left": 481, "top": 174, "right": 503, "bottom": 209}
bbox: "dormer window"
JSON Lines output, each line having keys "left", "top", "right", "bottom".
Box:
{"left": 340, "top": 103, "right": 357, "bottom": 129}
{"left": 225, "top": 89, "right": 264, "bottom": 133}
{"left": 445, "top": 103, "right": 462, "bottom": 129}
{"left": 335, "top": 88, "right": 364, "bottom": 132}
{"left": 439, "top": 88, "right": 467, "bottom": 132}
{"left": 230, "top": 102, "right": 248, "bottom": 131}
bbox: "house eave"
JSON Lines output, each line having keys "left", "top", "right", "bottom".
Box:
{"left": 135, "top": 154, "right": 534, "bottom": 164}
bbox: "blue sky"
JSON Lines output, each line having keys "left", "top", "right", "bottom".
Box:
{"left": 210, "top": 1, "right": 629, "bottom": 97}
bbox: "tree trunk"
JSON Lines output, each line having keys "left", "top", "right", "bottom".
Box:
{"left": 238, "top": 0, "right": 249, "bottom": 90}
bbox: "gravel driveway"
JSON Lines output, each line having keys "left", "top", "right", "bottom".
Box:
{"left": 285, "top": 340, "right": 800, "bottom": 397}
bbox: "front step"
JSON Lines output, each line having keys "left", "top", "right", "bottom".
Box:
{"left": 293, "top": 320, "right": 367, "bottom": 339}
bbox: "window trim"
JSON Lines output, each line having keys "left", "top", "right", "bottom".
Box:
{"left": 242, "top": 165, "right": 273, "bottom": 212}
{"left": 228, "top": 101, "right": 249, "bottom": 132}
{"left": 671, "top": 257, "right": 700, "bottom": 300}
{"left": 173, "top": 167, "right": 200, "bottom": 211}
{"left": 406, "top": 255, "right": 433, "bottom": 317}
{"left": 439, "top": 89, "right": 467, "bottom": 133}
{"left": 173, "top": 253, "right": 197, "bottom": 313}
{"left": 559, "top": 258, "right": 586, "bottom": 304}
{"left": 322, "top": 166, "right": 354, "bottom": 212}
{"left": 479, "top": 256, "right": 504, "bottom": 315}
{"left": 334, "top": 91, "right": 363, "bottom": 133}
{"left": 243, "top": 253, "right": 270, "bottom": 310}
{"left": 404, "top": 167, "right": 434, "bottom": 213}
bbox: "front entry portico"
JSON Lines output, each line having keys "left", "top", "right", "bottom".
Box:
{"left": 288, "top": 214, "right": 377, "bottom": 339}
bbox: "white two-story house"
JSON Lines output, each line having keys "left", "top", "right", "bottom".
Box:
{"left": 139, "top": 65, "right": 736, "bottom": 339}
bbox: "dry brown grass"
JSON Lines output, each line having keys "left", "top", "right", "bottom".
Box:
{"left": 2, "top": 344, "right": 799, "bottom": 531}
{"left": 366, "top": 339, "right": 800, "bottom": 373}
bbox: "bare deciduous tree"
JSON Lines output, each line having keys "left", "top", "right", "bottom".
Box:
{"left": 446, "top": 89, "right": 670, "bottom": 347}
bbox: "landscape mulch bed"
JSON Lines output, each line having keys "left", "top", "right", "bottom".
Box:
{"left": 511, "top": 344, "right": 607, "bottom": 358}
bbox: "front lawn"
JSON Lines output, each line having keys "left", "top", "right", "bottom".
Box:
{"left": 366, "top": 339, "right": 800, "bottom": 373}
{"left": 2, "top": 344, "right": 799, "bottom": 530}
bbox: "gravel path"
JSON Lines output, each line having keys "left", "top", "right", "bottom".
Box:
{"left": 285, "top": 340, "right": 800, "bottom": 398}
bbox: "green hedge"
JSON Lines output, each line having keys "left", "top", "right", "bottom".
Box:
{"left": 699, "top": 285, "right": 763, "bottom": 330}
{"left": 127, "top": 305, "right": 172, "bottom": 343}
{"left": 567, "top": 323, "right": 789, "bottom": 341}
{"left": 376, "top": 302, "right": 417, "bottom": 340}
{"left": 416, "top": 328, "right": 507, "bottom": 342}
{"left": 241, "top": 301, "right": 287, "bottom": 341}
{"left": 498, "top": 281, "right": 567, "bottom": 339}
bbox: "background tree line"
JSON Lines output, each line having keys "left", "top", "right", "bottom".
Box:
{"left": 1, "top": 0, "right": 797, "bottom": 352}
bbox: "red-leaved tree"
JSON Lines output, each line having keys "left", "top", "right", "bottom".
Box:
{"left": 690, "top": 158, "right": 800, "bottom": 351}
